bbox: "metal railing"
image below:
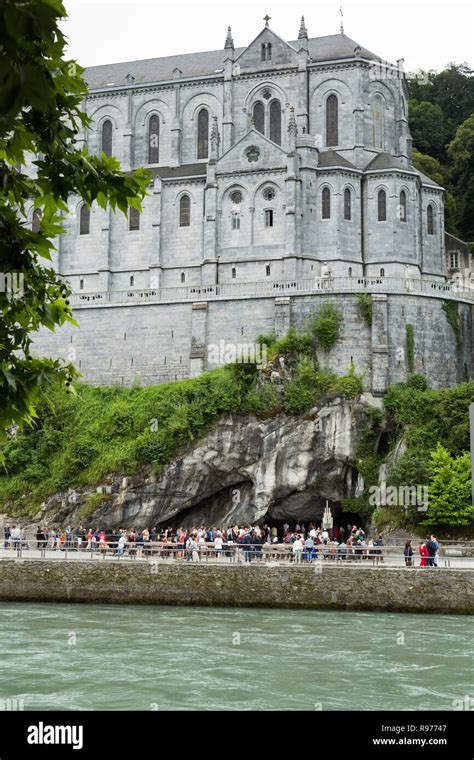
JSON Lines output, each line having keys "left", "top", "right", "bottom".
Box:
{"left": 68, "top": 275, "right": 474, "bottom": 309}
{"left": 2, "top": 540, "right": 472, "bottom": 568}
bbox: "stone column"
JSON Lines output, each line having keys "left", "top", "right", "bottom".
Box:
{"left": 371, "top": 294, "right": 389, "bottom": 395}
{"left": 274, "top": 297, "right": 291, "bottom": 338}
{"left": 149, "top": 177, "right": 163, "bottom": 288}
{"left": 190, "top": 302, "right": 208, "bottom": 376}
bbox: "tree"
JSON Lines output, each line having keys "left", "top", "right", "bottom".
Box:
{"left": 0, "top": 0, "right": 149, "bottom": 443}
{"left": 447, "top": 114, "right": 474, "bottom": 239}
{"left": 408, "top": 100, "right": 446, "bottom": 160}
{"left": 422, "top": 443, "right": 473, "bottom": 527}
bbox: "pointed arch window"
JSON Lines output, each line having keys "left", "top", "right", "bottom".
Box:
{"left": 322, "top": 187, "right": 331, "bottom": 219}
{"left": 80, "top": 204, "right": 90, "bottom": 235}
{"left": 197, "top": 108, "right": 209, "bottom": 160}
{"left": 32, "top": 208, "right": 42, "bottom": 233}
{"left": 371, "top": 95, "right": 383, "bottom": 149}
{"left": 399, "top": 190, "right": 407, "bottom": 222}
{"left": 253, "top": 101, "right": 265, "bottom": 135}
{"left": 427, "top": 204, "right": 435, "bottom": 235}
{"left": 261, "top": 43, "right": 272, "bottom": 61}
{"left": 101, "top": 119, "right": 113, "bottom": 157}
{"left": 326, "top": 94, "right": 338, "bottom": 147}
{"left": 129, "top": 207, "right": 140, "bottom": 231}
{"left": 179, "top": 195, "right": 191, "bottom": 227}
{"left": 377, "top": 189, "right": 387, "bottom": 221}
{"left": 269, "top": 100, "right": 281, "bottom": 145}
{"left": 344, "top": 188, "right": 351, "bottom": 220}
{"left": 148, "top": 114, "right": 160, "bottom": 164}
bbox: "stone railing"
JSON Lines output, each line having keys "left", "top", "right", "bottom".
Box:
{"left": 69, "top": 276, "right": 474, "bottom": 308}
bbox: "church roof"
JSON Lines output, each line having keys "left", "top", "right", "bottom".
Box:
{"left": 318, "top": 149, "right": 358, "bottom": 170}
{"left": 365, "top": 152, "right": 444, "bottom": 188}
{"left": 136, "top": 164, "right": 207, "bottom": 180}
{"left": 84, "top": 33, "right": 380, "bottom": 89}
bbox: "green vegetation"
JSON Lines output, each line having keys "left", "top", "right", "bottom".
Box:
{"left": 312, "top": 303, "right": 342, "bottom": 351}
{"left": 408, "top": 63, "right": 474, "bottom": 238}
{"left": 0, "top": 325, "right": 365, "bottom": 514}
{"left": 406, "top": 324, "right": 415, "bottom": 374}
{"left": 442, "top": 300, "right": 462, "bottom": 350}
{"left": 383, "top": 380, "right": 474, "bottom": 529}
{"left": 0, "top": 0, "right": 149, "bottom": 441}
{"left": 356, "top": 293, "right": 373, "bottom": 328}
{"left": 421, "top": 444, "right": 472, "bottom": 527}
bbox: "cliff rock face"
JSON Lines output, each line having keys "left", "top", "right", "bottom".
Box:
{"left": 34, "top": 396, "right": 377, "bottom": 529}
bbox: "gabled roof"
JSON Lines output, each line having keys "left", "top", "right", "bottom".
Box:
{"left": 234, "top": 25, "right": 298, "bottom": 64}
{"left": 126, "top": 164, "right": 206, "bottom": 180}
{"left": 84, "top": 33, "right": 381, "bottom": 90}
{"left": 318, "top": 149, "right": 358, "bottom": 170}
{"left": 364, "top": 152, "right": 444, "bottom": 189}
{"left": 364, "top": 152, "right": 409, "bottom": 172}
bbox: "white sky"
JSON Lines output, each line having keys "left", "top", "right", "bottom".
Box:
{"left": 62, "top": 0, "right": 473, "bottom": 73}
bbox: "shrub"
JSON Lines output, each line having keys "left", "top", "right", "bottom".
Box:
{"left": 356, "top": 293, "right": 373, "bottom": 327}
{"left": 312, "top": 303, "right": 342, "bottom": 351}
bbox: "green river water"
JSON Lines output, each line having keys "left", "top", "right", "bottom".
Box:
{"left": 0, "top": 602, "right": 472, "bottom": 711}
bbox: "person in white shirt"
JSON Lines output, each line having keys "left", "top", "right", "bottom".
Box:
{"left": 292, "top": 536, "right": 303, "bottom": 563}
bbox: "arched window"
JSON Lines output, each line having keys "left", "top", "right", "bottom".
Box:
{"left": 266, "top": 264, "right": 271, "bottom": 277}
{"left": 179, "top": 195, "right": 191, "bottom": 227}
{"left": 267, "top": 43, "right": 272, "bottom": 61}
{"left": 326, "top": 94, "right": 338, "bottom": 147}
{"left": 322, "top": 187, "right": 331, "bottom": 219}
{"left": 261, "top": 43, "right": 266, "bottom": 62}
{"left": 427, "top": 204, "right": 435, "bottom": 235}
{"left": 269, "top": 100, "right": 281, "bottom": 145}
{"left": 380, "top": 268, "right": 385, "bottom": 277}
{"left": 197, "top": 108, "right": 209, "bottom": 160}
{"left": 399, "top": 190, "right": 407, "bottom": 222}
{"left": 130, "top": 275, "right": 134, "bottom": 287}
{"left": 253, "top": 101, "right": 265, "bottom": 135}
{"left": 79, "top": 204, "right": 90, "bottom": 235}
{"left": 180, "top": 272, "right": 186, "bottom": 283}
{"left": 377, "top": 189, "right": 386, "bottom": 222}
{"left": 101, "top": 119, "right": 113, "bottom": 157}
{"left": 348, "top": 267, "right": 353, "bottom": 277}
{"left": 371, "top": 95, "right": 383, "bottom": 149}
{"left": 148, "top": 114, "right": 160, "bottom": 164}
{"left": 232, "top": 266, "right": 236, "bottom": 279}
{"left": 261, "top": 43, "right": 272, "bottom": 62}
{"left": 32, "top": 208, "right": 42, "bottom": 233}
{"left": 129, "top": 207, "right": 140, "bottom": 231}
{"left": 344, "top": 188, "right": 351, "bottom": 220}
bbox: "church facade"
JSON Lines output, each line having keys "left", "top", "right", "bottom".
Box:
{"left": 31, "top": 18, "right": 473, "bottom": 391}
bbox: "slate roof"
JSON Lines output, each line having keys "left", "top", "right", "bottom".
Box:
{"left": 364, "top": 152, "right": 443, "bottom": 188}
{"left": 318, "top": 149, "right": 358, "bottom": 170}
{"left": 84, "top": 33, "right": 380, "bottom": 89}
{"left": 146, "top": 164, "right": 207, "bottom": 179}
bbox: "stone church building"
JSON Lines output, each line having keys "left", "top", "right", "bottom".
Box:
{"left": 31, "top": 17, "right": 473, "bottom": 391}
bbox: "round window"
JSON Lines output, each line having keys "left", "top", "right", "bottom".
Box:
{"left": 245, "top": 146, "right": 260, "bottom": 163}
{"left": 263, "top": 187, "right": 275, "bottom": 201}
{"left": 230, "top": 191, "right": 242, "bottom": 204}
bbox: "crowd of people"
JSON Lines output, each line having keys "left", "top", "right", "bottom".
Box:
{"left": 2, "top": 522, "right": 441, "bottom": 567}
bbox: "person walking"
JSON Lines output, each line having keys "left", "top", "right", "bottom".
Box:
{"left": 404, "top": 540, "right": 413, "bottom": 567}
{"left": 418, "top": 540, "right": 428, "bottom": 567}
{"left": 426, "top": 535, "right": 437, "bottom": 567}
{"left": 116, "top": 531, "right": 126, "bottom": 558}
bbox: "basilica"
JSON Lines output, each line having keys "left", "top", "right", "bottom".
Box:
{"left": 41, "top": 16, "right": 446, "bottom": 293}
{"left": 30, "top": 17, "right": 472, "bottom": 392}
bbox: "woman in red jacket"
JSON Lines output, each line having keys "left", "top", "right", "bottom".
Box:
{"left": 418, "top": 541, "right": 428, "bottom": 567}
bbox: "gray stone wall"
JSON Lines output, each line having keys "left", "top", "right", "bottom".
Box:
{"left": 32, "top": 292, "right": 472, "bottom": 391}
{"left": 0, "top": 561, "right": 471, "bottom": 613}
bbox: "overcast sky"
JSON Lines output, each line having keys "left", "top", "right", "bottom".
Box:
{"left": 62, "top": 0, "right": 472, "bottom": 73}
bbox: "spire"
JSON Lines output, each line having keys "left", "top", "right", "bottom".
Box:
{"left": 339, "top": 5, "right": 344, "bottom": 34}
{"left": 298, "top": 16, "right": 308, "bottom": 40}
{"left": 287, "top": 106, "right": 298, "bottom": 143}
{"left": 210, "top": 116, "right": 220, "bottom": 160}
{"left": 224, "top": 26, "right": 234, "bottom": 52}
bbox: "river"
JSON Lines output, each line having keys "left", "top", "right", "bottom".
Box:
{"left": 0, "top": 602, "right": 472, "bottom": 710}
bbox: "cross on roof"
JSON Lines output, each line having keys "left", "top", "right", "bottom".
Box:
{"left": 264, "top": 14, "right": 271, "bottom": 26}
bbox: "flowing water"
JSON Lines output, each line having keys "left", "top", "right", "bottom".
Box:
{"left": 0, "top": 602, "right": 472, "bottom": 711}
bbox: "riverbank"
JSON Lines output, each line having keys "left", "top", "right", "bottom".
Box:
{"left": 1, "top": 560, "right": 472, "bottom": 614}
